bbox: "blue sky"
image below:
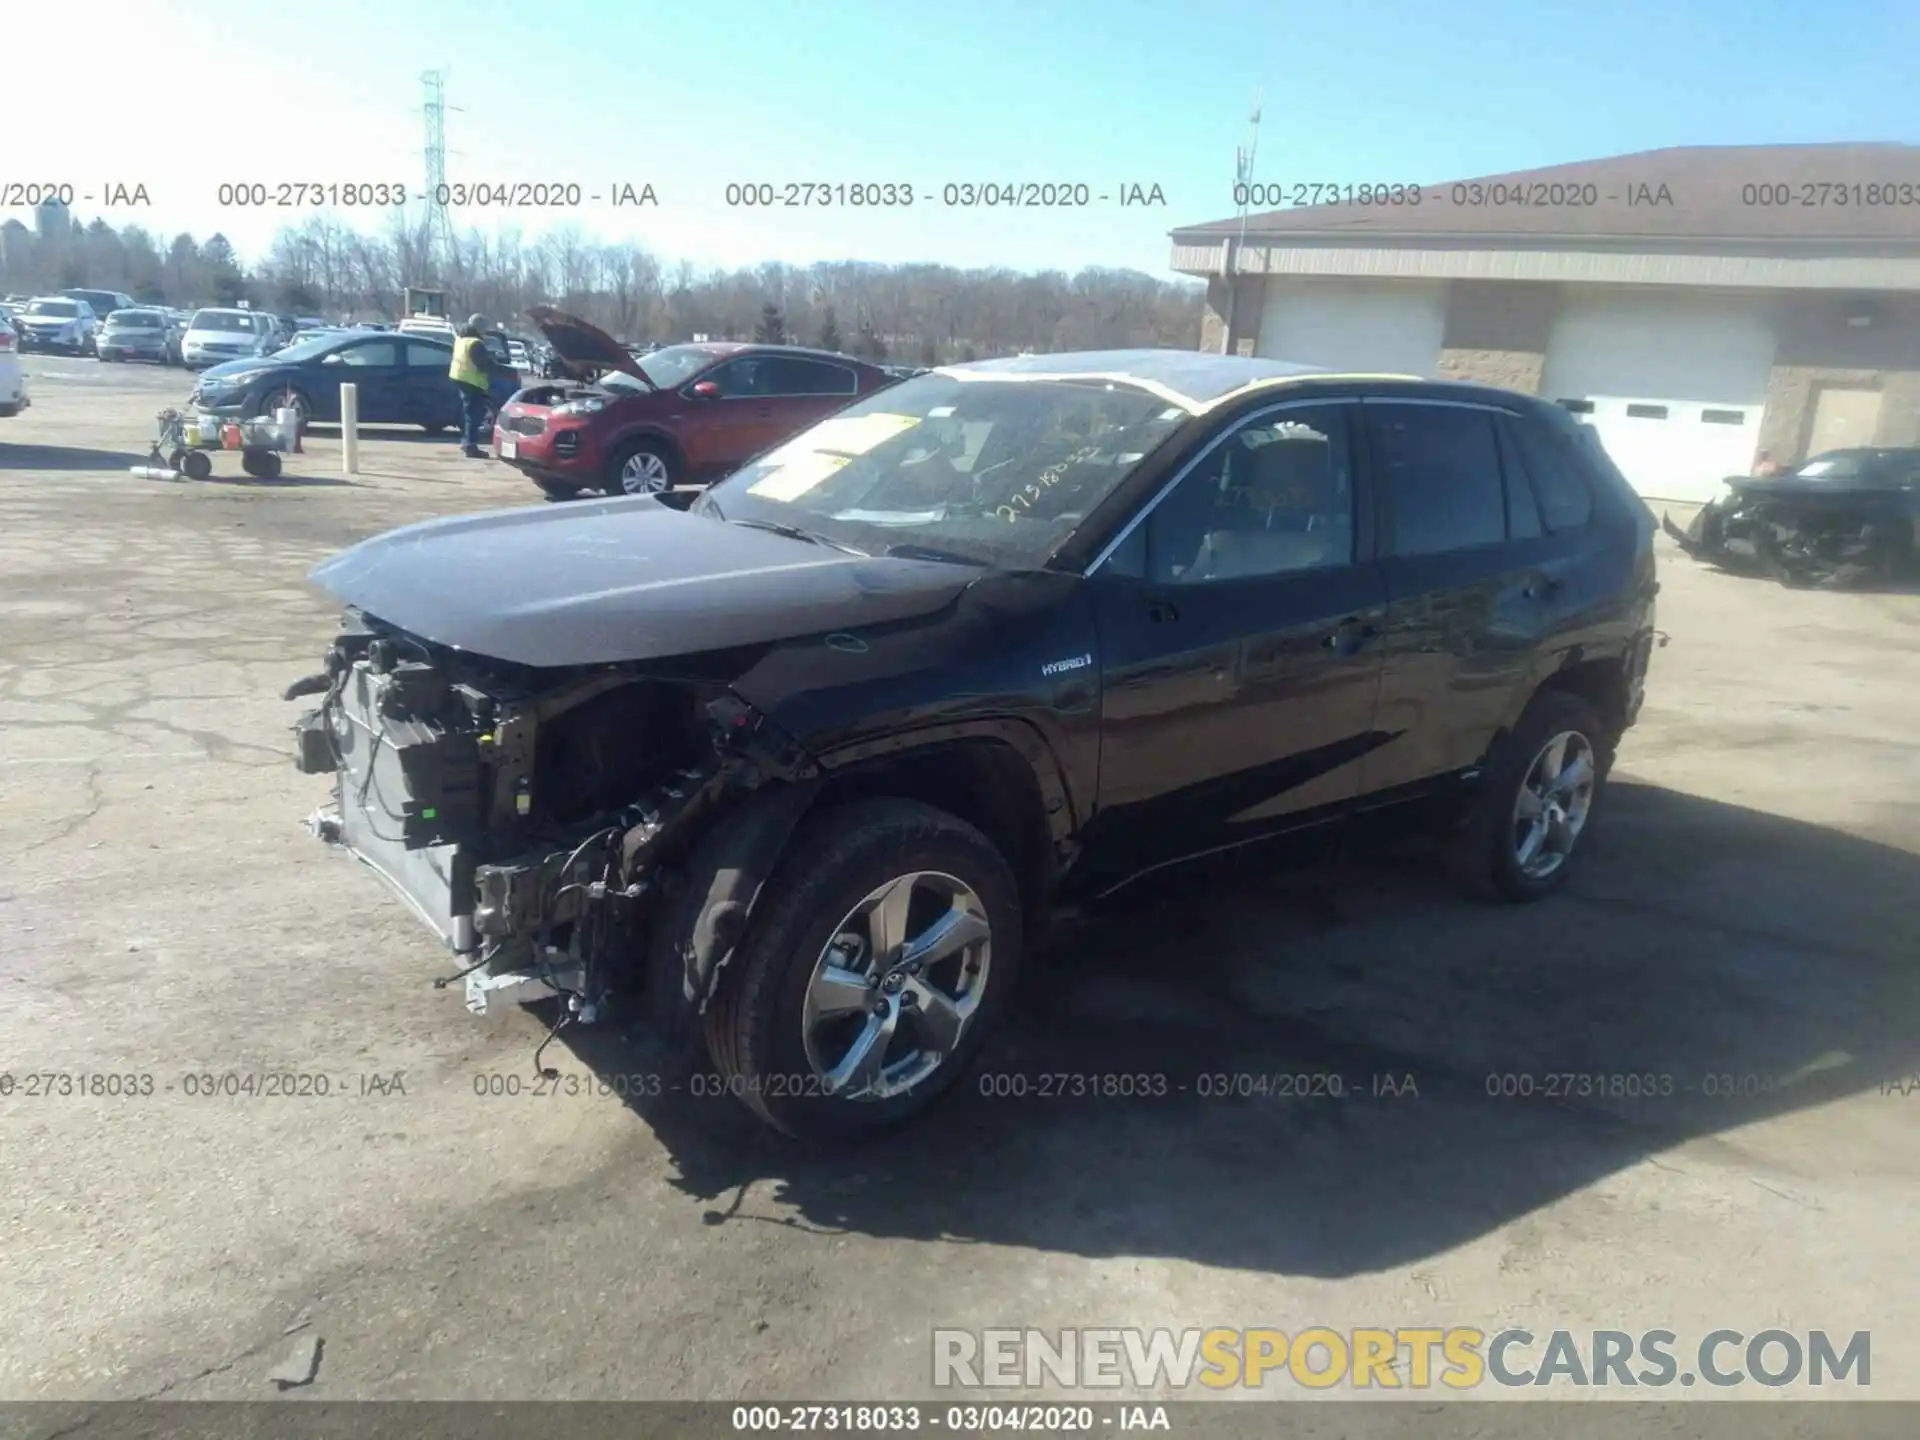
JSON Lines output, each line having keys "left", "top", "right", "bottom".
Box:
{"left": 11, "top": 0, "right": 1917, "bottom": 275}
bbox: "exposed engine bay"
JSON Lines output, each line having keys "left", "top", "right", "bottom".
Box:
{"left": 1663, "top": 466, "right": 1919, "bottom": 588}
{"left": 284, "top": 608, "right": 817, "bottom": 1068}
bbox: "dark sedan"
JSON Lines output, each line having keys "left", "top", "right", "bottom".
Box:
{"left": 189, "top": 330, "right": 473, "bottom": 432}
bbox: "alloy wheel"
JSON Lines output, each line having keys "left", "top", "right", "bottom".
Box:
{"left": 1511, "top": 730, "right": 1596, "bottom": 880}
{"left": 799, "top": 871, "right": 993, "bottom": 1101}
{"left": 620, "top": 450, "right": 671, "bottom": 494}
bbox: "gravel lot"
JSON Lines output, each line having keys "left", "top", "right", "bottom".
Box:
{"left": 2, "top": 355, "right": 1917, "bottom": 1411}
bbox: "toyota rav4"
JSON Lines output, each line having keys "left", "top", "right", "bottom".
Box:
{"left": 287, "top": 350, "right": 1659, "bottom": 1141}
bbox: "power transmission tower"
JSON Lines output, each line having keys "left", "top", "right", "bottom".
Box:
{"left": 420, "top": 70, "right": 457, "bottom": 275}
{"left": 1222, "top": 89, "right": 1262, "bottom": 353}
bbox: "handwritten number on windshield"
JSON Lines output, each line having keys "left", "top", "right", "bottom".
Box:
{"left": 994, "top": 444, "right": 1104, "bottom": 522}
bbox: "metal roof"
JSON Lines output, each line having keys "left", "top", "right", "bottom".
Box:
{"left": 1172, "top": 144, "right": 1920, "bottom": 246}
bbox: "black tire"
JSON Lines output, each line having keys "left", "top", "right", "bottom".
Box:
{"left": 532, "top": 476, "right": 584, "bottom": 502}
{"left": 241, "top": 450, "right": 282, "bottom": 479}
{"left": 1449, "top": 690, "right": 1614, "bottom": 903}
{"left": 180, "top": 450, "right": 213, "bottom": 482}
{"left": 605, "top": 437, "right": 677, "bottom": 496}
{"left": 420, "top": 422, "right": 447, "bottom": 435}
{"left": 704, "top": 798, "right": 1023, "bottom": 1142}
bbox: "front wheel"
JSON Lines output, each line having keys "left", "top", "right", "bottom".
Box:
{"left": 263, "top": 387, "right": 310, "bottom": 430}
{"left": 607, "top": 438, "right": 676, "bottom": 495}
{"left": 704, "top": 798, "right": 1022, "bottom": 1142}
{"left": 1450, "top": 690, "right": 1613, "bottom": 902}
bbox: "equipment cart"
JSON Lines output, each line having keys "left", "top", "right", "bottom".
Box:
{"left": 149, "top": 407, "right": 295, "bottom": 480}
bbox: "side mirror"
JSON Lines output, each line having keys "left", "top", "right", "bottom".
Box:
{"left": 689, "top": 380, "right": 721, "bottom": 399}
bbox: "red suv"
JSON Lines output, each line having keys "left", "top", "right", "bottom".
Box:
{"left": 494, "top": 308, "right": 895, "bottom": 499}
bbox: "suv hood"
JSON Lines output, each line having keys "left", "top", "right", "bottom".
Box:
{"left": 525, "top": 305, "right": 652, "bottom": 385}
{"left": 309, "top": 496, "right": 979, "bottom": 668}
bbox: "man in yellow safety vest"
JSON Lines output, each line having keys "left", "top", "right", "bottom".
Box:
{"left": 450, "top": 314, "right": 510, "bottom": 458}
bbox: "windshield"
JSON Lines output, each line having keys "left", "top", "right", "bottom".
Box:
{"left": 106, "top": 311, "right": 163, "bottom": 328}
{"left": 629, "top": 344, "right": 716, "bottom": 388}
{"left": 700, "top": 372, "right": 1190, "bottom": 567}
{"left": 191, "top": 310, "right": 257, "bottom": 333}
{"left": 27, "top": 300, "right": 80, "bottom": 317}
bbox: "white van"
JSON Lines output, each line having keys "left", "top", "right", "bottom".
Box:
{"left": 181, "top": 308, "right": 277, "bottom": 368}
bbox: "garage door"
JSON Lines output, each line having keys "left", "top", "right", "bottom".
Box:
{"left": 1256, "top": 279, "right": 1446, "bottom": 378}
{"left": 1541, "top": 293, "right": 1777, "bottom": 503}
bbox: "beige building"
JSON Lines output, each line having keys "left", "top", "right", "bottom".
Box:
{"left": 1170, "top": 143, "right": 1920, "bottom": 502}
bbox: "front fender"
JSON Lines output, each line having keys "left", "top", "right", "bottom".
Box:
{"left": 645, "top": 779, "right": 824, "bottom": 1042}
{"left": 815, "top": 716, "right": 1081, "bottom": 853}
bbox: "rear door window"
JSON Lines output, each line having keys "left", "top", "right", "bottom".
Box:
{"left": 762, "top": 356, "right": 861, "bottom": 396}
{"left": 1366, "top": 403, "right": 1507, "bottom": 557}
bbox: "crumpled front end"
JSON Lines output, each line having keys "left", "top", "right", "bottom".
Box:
{"left": 1663, "top": 482, "right": 1917, "bottom": 588}
{"left": 286, "top": 609, "right": 816, "bottom": 1040}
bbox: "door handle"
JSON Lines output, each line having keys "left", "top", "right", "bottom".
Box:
{"left": 757, "top": 406, "right": 773, "bottom": 418}
{"left": 1145, "top": 598, "right": 1179, "bottom": 624}
{"left": 1522, "top": 575, "right": 1565, "bottom": 602}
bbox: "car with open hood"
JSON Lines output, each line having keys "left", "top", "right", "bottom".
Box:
{"left": 286, "top": 349, "right": 1659, "bottom": 1141}
{"left": 492, "top": 306, "right": 894, "bottom": 499}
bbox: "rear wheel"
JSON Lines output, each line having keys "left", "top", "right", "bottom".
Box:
{"left": 1450, "top": 690, "right": 1613, "bottom": 902}
{"left": 607, "top": 438, "right": 676, "bottom": 495}
{"left": 241, "top": 450, "right": 282, "bottom": 479}
{"left": 704, "top": 799, "right": 1021, "bottom": 1142}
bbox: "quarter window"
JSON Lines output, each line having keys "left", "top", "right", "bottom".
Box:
{"left": 1367, "top": 403, "right": 1507, "bottom": 557}
{"left": 1506, "top": 413, "right": 1595, "bottom": 531}
{"left": 1144, "top": 405, "right": 1355, "bottom": 584}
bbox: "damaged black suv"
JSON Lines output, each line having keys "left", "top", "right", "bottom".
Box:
{"left": 287, "top": 350, "right": 1659, "bottom": 1140}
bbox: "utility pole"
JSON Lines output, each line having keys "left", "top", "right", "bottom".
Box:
{"left": 1223, "top": 89, "right": 1262, "bottom": 354}
{"left": 420, "top": 70, "right": 457, "bottom": 278}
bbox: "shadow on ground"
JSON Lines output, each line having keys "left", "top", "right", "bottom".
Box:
{"left": 0, "top": 443, "right": 144, "bottom": 471}
{"left": 300, "top": 423, "right": 459, "bottom": 445}
{"left": 556, "top": 780, "right": 1919, "bottom": 1278}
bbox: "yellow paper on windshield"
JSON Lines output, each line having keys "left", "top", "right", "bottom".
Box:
{"left": 746, "top": 412, "right": 920, "bottom": 502}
